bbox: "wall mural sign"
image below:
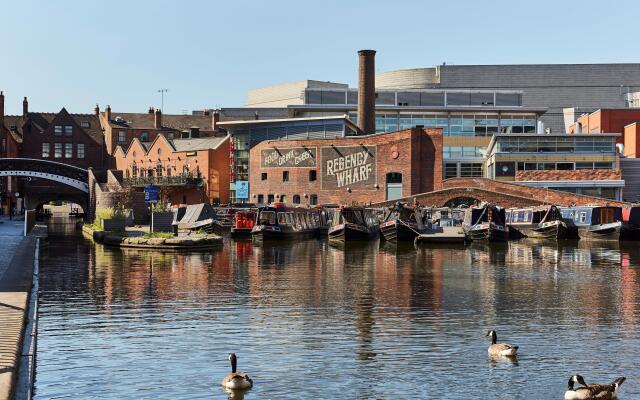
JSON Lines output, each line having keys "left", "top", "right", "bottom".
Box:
{"left": 261, "top": 147, "right": 317, "bottom": 168}
{"left": 321, "top": 145, "right": 376, "bottom": 190}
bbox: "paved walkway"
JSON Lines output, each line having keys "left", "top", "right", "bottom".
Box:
{"left": 0, "top": 216, "right": 35, "bottom": 400}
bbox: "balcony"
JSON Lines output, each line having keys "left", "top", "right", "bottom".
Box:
{"left": 123, "top": 175, "right": 203, "bottom": 187}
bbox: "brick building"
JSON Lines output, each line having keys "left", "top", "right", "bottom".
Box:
{"left": 114, "top": 134, "right": 230, "bottom": 205}
{"left": 99, "top": 105, "right": 221, "bottom": 159}
{"left": 248, "top": 127, "right": 442, "bottom": 205}
{"left": 0, "top": 94, "right": 107, "bottom": 213}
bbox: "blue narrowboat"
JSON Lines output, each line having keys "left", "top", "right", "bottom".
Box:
{"left": 506, "top": 205, "right": 567, "bottom": 240}
{"left": 559, "top": 206, "right": 622, "bottom": 241}
{"left": 622, "top": 206, "right": 640, "bottom": 240}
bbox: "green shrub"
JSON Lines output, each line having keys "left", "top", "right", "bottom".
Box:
{"left": 143, "top": 232, "right": 173, "bottom": 239}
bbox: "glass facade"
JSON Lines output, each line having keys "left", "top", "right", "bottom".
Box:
{"left": 495, "top": 136, "right": 616, "bottom": 154}
{"left": 350, "top": 112, "right": 536, "bottom": 136}
{"left": 444, "top": 162, "right": 483, "bottom": 179}
{"left": 442, "top": 146, "right": 484, "bottom": 159}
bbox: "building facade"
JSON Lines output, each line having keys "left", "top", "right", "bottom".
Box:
{"left": 248, "top": 127, "right": 442, "bottom": 205}
{"left": 485, "top": 133, "right": 623, "bottom": 200}
{"left": 114, "top": 134, "right": 230, "bottom": 205}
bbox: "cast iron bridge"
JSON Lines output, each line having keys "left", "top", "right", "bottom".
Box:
{"left": 0, "top": 158, "right": 89, "bottom": 193}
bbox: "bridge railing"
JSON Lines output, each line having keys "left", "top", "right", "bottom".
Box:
{"left": 123, "top": 176, "right": 203, "bottom": 187}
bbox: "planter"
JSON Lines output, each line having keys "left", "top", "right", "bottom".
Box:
{"left": 152, "top": 211, "right": 174, "bottom": 233}
{"left": 102, "top": 218, "right": 126, "bottom": 232}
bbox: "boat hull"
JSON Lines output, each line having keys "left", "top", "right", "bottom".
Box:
{"left": 328, "top": 223, "right": 377, "bottom": 242}
{"left": 578, "top": 222, "right": 622, "bottom": 241}
{"left": 379, "top": 220, "right": 420, "bottom": 242}
{"left": 414, "top": 227, "right": 466, "bottom": 244}
{"left": 509, "top": 220, "right": 567, "bottom": 240}
{"left": 464, "top": 223, "right": 508, "bottom": 242}
{"left": 251, "top": 226, "right": 318, "bottom": 241}
{"left": 230, "top": 228, "right": 253, "bottom": 238}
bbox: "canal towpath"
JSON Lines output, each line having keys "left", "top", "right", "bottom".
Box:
{"left": 0, "top": 216, "right": 38, "bottom": 400}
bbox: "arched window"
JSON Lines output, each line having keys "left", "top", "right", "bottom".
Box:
{"left": 131, "top": 162, "right": 137, "bottom": 177}
{"left": 293, "top": 195, "right": 301, "bottom": 204}
{"left": 156, "top": 162, "right": 163, "bottom": 177}
{"left": 166, "top": 165, "right": 172, "bottom": 176}
{"left": 310, "top": 194, "right": 318, "bottom": 205}
{"left": 280, "top": 194, "right": 287, "bottom": 203}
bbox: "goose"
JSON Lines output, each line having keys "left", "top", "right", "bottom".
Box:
{"left": 564, "top": 375, "right": 626, "bottom": 400}
{"left": 485, "top": 330, "right": 518, "bottom": 357}
{"left": 221, "top": 353, "right": 253, "bottom": 390}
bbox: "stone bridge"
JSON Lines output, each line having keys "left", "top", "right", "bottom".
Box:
{"left": 376, "top": 178, "right": 629, "bottom": 208}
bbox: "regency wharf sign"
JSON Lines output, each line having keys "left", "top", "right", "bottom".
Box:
{"left": 321, "top": 145, "right": 376, "bottom": 190}
{"left": 261, "top": 147, "right": 317, "bottom": 168}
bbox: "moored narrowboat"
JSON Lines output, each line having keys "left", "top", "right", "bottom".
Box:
{"left": 252, "top": 203, "right": 323, "bottom": 240}
{"left": 506, "top": 205, "right": 567, "bottom": 240}
{"left": 230, "top": 209, "right": 257, "bottom": 238}
{"left": 462, "top": 203, "right": 508, "bottom": 242}
{"left": 379, "top": 203, "right": 427, "bottom": 242}
{"left": 559, "top": 205, "right": 622, "bottom": 241}
{"left": 328, "top": 207, "right": 379, "bottom": 242}
{"left": 622, "top": 205, "right": 640, "bottom": 240}
{"left": 415, "top": 208, "right": 466, "bottom": 244}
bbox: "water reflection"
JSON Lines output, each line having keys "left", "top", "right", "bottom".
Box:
{"left": 34, "top": 230, "right": 640, "bottom": 399}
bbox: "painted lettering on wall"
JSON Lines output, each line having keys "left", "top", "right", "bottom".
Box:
{"left": 321, "top": 146, "right": 376, "bottom": 190}
{"left": 261, "top": 147, "right": 316, "bottom": 168}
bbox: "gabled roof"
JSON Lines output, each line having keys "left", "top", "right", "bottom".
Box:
{"left": 4, "top": 109, "right": 102, "bottom": 144}
{"left": 105, "top": 111, "right": 215, "bottom": 131}
{"left": 118, "top": 133, "right": 229, "bottom": 157}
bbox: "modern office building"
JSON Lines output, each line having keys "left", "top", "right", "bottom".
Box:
{"left": 485, "top": 133, "right": 623, "bottom": 200}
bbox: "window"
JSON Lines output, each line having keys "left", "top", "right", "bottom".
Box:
{"left": 166, "top": 165, "right": 172, "bottom": 176}
{"left": 310, "top": 194, "right": 318, "bottom": 205}
{"left": 259, "top": 211, "right": 275, "bottom": 225}
{"left": 460, "top": 163, "right": 483, "bottom": 177}
{"left": 280, "top": 194, "right": 287, "bottom": 202}
{"left": 77, "top": 143, "right": 85, "bottom": 159}
{"left": 53, "top": 143, "right": 62, "bottom": 158}
{"left": 80, "top": 121, "right": 90, "bottom": 128}
{"left": 267, "top": 194, "right": 275, "bottom": 203}
{"left": 444, "top": 163, "right": 458, "bottom": 179}
{"left": 257, "top": 194, "right": 264, "bottom": 204}
{"left": 140, "top": 132, "right": 149, "bottom": 142}
{"left": 580, "top": 212, "right": 587, "bottom": 223}
{"left": 309, "top": 170, "right": 317, "bottom": 181}
{"left": 283, "top": 171, "right": 289, "bottom": 182}
{"left": 132, "top": 163, "right": 138, "bottom": 177}
{"left": 42, "top": 142, "right": 50, "bottom": 158}
{"left": 277, "top": 213, "right": 288, "bottom": 224}
{"left": 261, "top": 172, "right": 267, "bottom": 181}
{"left": 594, "top": 162, "right": 614, "bottom": 169}
{"left": 65, "top": 143, "right": 73, "bottom": 158}
{"left": 118, "top": 130, "right": 126, "bottom": 143}
{"left": 293, "top": 195, "right": 301, "bottom": 204}
{"left": 54, "top": 125, "right": 62, "bottom": 136}
{"left": 64, "top": 126, "right": 73, "bottom": 136}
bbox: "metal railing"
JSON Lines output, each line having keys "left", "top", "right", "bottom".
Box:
{"left": 123, "top": 175, "right": 202, "bottom": 187}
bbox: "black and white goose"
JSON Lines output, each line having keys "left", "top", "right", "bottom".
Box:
{"left": 221, "top": 353, "right": 253, "bottom": 390}
{"left": 564, "top": 375, "right": 626, "bottom": 400}
{"left": 485, "top": 330, "right": 518, "bottom": 357}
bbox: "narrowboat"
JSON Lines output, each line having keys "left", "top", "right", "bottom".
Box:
{"left": 379, "top": 203, "right": 427, "bottom": 242}
{"left": 462, "top": 203, "right": 508, "bottom": 242}
{"left": 415, "top": 208, "right": 466, "bottom": 244}
{"left": 212, "top": 207, "right": 236, "bottom": 235}
{"left": 327, "top": 207, "right": 379, "bottom": 242}
{"left": 506, "top": 205, "right": 567, "bottom": 240}
{"left": 251, "top": 203, "right": 323, "bottom": 240}
{"left": 559, "top": 205, "right": 622, "bottom": 241}
{"left": 622, "top": 205, "right": 640, "bottom": 240}
{"left": 230, "top": 209, "right": 257, "bottom": 238}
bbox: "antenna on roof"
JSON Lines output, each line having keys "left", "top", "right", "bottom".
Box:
{"left": 157, "top": 88, "right": 168, "bottom": 112}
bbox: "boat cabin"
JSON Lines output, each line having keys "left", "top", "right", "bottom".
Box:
{"left": 560, "top": 206, "right": 622, "bottom": 227}
{"left": 506, "top": 205, "right": 562, "bottom": 226}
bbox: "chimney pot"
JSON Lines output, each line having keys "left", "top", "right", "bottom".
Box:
{"left": 0, "top": 91, "right": 4, "bottom": 124}
{"left": 212, "top": 111, "right": 220, "bottom": 132}
{"left": 105, "top": 105, "right": 112, "bottom": 121}
{"left": 23, "top": 96, "right": 28, "bottom": 117}
{"left": 357, "top": 49, "right": 376, "bottom": 135}
{"left": 154, "top": 108, "right": 162, "bottom": 129}
{"left": 94, "top": 104, "right": 100, "bottom": 116}
{"left": 148, "top": 106, "right": 154, "bottom": 114}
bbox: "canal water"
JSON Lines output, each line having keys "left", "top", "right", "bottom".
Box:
{"left": 34, "top": 222, "right": 640, "bottom": 399}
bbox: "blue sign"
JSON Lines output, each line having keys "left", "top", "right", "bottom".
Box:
{"left": 235, "top": 180, "right": 249, "bottom": 199}
{"left": 144, "top": 185, "right": 159, "bottom": 203}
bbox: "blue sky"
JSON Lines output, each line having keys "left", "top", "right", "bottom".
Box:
{"left": 0, "top": 0, "right": 637, "bottom": 115}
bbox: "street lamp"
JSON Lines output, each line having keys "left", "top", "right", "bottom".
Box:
{"left": 157, "top": 88, "right": 168, "bottom": 111}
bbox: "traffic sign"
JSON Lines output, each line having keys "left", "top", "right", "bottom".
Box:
{"left": 144, "top": 185, "right": 159, "bottom": 203}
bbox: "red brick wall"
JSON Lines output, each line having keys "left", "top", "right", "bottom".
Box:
{"left": 624, "top": 123, "right": 640, "bottom": 158}
{"left": 515, "top": 169, "right": 622, "bottom": 181}
{"left": 248, "top": 127, "right": 441, "bottom": 205}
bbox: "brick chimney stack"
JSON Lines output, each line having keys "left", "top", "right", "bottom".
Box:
{"left": 212, "top": 111, "right": 220, "bottom": 131}
{"left": 357, "top": 49, "right": 376, "bottom": 135}
{"left": 105, "top": 105, "right": 111, "bottom": 121}
{"left": 22, "top": 96, "right": 28, "bottom": 117}
{"left": 94, "top": 104, "right": 100, "bottom": 116}
{"left": 0, "top": 91, "right": 4, "bottom": 124}
{"left": 154, "top": 108, "right": 162, "bottom": 129}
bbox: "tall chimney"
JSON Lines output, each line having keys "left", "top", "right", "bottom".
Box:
{"left": 105, "top": 104, "right": 111, "bottom": 121}
{"left": 94, "top": 104, "right": 100, "bottom": 116}
{"left": 0, "top": 91, "right": 4, "bottom": 124}
{"left": 22, "top": 96, "right": 28, "bottom": 117}
{"left": 154, "top": 108, "right": 162, "bottom": 129}
{"left": 357, "top": 49, "right": 376, "bottom": 135}
{"left": 212, "top": 111, "right": 220, "bottom": 131}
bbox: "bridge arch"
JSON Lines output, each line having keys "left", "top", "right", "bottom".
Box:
{"left": 0, "top": 158, "right": 88, "bottom": 193}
